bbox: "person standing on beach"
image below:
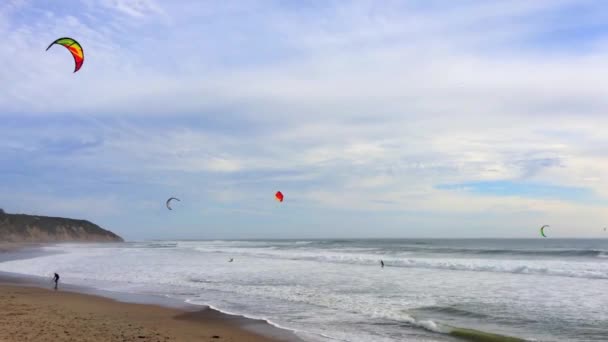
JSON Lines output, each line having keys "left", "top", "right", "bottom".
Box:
{"left": 53, "top": 273, "right": 60, "bottom": 290}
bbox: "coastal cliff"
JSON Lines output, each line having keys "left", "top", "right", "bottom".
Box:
{"left": 0, "top": 209, "right": 123, "bottom": 243}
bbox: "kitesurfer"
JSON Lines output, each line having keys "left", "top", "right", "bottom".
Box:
{"left": 380, "top": 260, "right": 384, "bottom": 268}
{"left": 53, "top": 273, "right": 60, "bottom": 290}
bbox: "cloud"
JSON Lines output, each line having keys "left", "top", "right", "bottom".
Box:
{"left": 1, "top": 1, "right": 608, "bottom": 237}
{"left": 2, "top": 0, "right": 608, "bottom": 119}
{"left": 98, "top": 0, "right": 163, "bottom": 18}
{"left": 436, "top": 180, "right": 602, "bottom": 204}
{"left": 0, "top": 192, "right": 121, "bottom": 218}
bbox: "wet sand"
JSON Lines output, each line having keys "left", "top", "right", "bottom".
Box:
{"left": 0, "top": 283, "right": 294, "bottom": 342}
{"left": 0, "top": 242, "right": 39, "bottom": 253}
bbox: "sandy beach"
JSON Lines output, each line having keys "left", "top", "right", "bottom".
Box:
{"left": 0, "top": 283, "right": 292, "bottom": 342}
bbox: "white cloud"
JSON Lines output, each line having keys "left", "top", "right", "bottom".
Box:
{"left": 2, "top": 0, "right": 608, "bottom": 236}
{"left": 99, "top": 0, "right": 163, "bottom": 17}
{"left": 0, "top": 193, "right": 121, "bottom": 218}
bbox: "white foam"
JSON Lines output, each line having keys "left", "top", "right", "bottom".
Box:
{"left": 191, "top": 244, "right": 608, "bottom": 280}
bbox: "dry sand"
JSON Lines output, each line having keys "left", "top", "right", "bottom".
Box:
{"left": 0, "top": 284, "right": 292, "bottom": 342}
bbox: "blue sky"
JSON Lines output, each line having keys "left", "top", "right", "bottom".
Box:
{"left": 2, "top": 0, "right": 608, "bottom": 239}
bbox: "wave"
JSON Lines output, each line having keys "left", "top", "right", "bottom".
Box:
{"left": 184, "top": 280, "right": 504, "bottom": 342}
{"left": 412, "top": 305, "right": 491, "bottom": 320}
{"left": 193, "top": 247, "right": 608, "bottom": 280}
{"left": 364, "top": 244, "right": 608, "bottom": 258}
{"left": 364, "top": 257, "right": 607, "bottom": 280}
{"left": 387, "top": 310, "right": 528, "bottom": 342}
{"left": 183, "top": 239, "right": 608, "bottom": 259}
{"left": 447, "top": 326, "right": 528, "bottom": 342}
{"left": 132, "top": 242, "right": 178, "bottom": 248}
{"left": 184, "top": 300, "right": 348, "bottom": 342}
{"left": 426, "top": 247, "right": 608, "bottom": 258}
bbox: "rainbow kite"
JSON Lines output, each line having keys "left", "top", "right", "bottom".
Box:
{"left": 46, "top": 37, "right": 84, "bottom": 73}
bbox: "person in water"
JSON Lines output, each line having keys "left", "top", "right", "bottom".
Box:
{"left": 380, "top": 260, "right": 384, "bottom": 268}
{"left": 53, "top": 273, "right": 60, "bottom": 290}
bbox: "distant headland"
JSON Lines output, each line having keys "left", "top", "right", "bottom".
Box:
{"left": 0, "top": 209, "right": 123, "bottom": 243}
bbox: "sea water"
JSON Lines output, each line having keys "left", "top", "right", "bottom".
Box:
{"left": 0, "top": 239, "right": 607, "bottom": 342}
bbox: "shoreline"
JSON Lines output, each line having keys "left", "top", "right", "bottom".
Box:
{"left": 0, "top": 282, "right": 292, "bottom": 342}
{"left": 0, "top": 272, "right": 305, "bottom": 341}
{"left": 0, "top": 244, "right": 303, "bottom": 342}
{"left": 0, "top": 242, "right": 42, "bottom": 253}
{"left": 0, "top": 274, "right": 302, "bottom": 342}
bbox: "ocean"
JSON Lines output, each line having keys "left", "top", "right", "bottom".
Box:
{"left": 0, "top": 239, "right": 607, "bottom": 342}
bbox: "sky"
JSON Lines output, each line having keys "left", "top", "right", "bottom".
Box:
{"left": 2, "top": 0, "right": 608, "bottom": 240}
